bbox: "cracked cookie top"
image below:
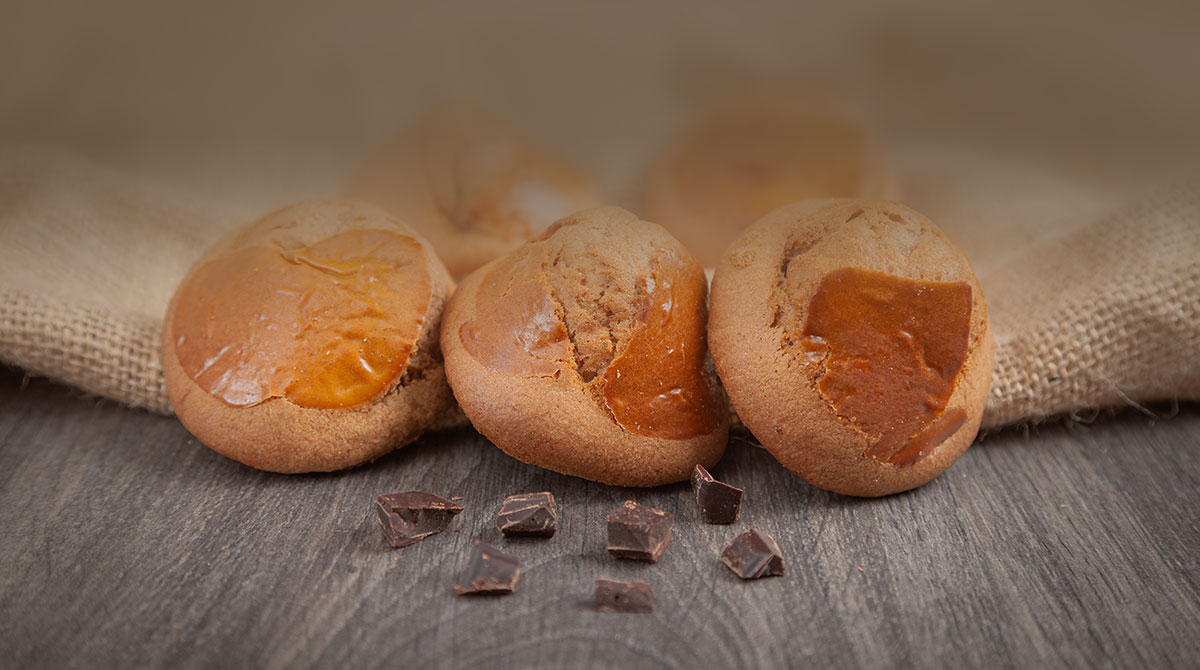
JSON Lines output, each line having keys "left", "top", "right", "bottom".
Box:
{"left": 458, "top": 206, "right": 724, "bottom": 440}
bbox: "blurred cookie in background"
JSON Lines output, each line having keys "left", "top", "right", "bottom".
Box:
{"left": 348, "top": 107, "right": 603, "bottom": 279}
{"left": 643, "top": 91, "right": 895, "bottom": 267}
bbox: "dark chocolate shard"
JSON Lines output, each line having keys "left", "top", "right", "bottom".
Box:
{"left": 375, "top": 491, "right": 464, "bottom": 548}
{"left": 691, "top": 464, "right": 743, "bottom": 524}
{"left": 606, "top": 501, "right": 673, "bottom": 562}
{"left": 496, "top": 491, "right": 558, "bottom": 537}
{"left": 455, "top": 540, "right": 521, "bottom": 595}
{"left": 720, "top": 529, "right": 785, "bottom": 579}
{"left": 594, "top": 578, "right": 654, "bottom": 613}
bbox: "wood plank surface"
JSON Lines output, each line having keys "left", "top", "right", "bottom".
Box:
{"left": 1, "top": 367, "right": 1198, "bottom": 669}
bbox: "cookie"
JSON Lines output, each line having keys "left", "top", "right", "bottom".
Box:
{"left": 347, "top": 108, "right": 602, "bottom": 279}
{"left": 643, "top": 97, "right": 895, "bottom": 266}
{"left": 441, "top": 206, "right": 730, "bottom": 486}
{"left": 709, "top": 199, "right": 993, "bottom": 496}
{"left": 162, "top": 198, "right": 456, "bottom": 473}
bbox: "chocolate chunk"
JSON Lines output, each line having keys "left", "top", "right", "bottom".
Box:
{"left": 594, "top": 578, "right": 654, "bottom": 613}
{"left": 606, "top": 501, "right": 673, "bottom": 562}
{"left": 720, "top": 529, "right": 785, "bottom": 579}
{"left": 691, "top": 464, "right": 743, "bottom": 524}
{"left": 496, "top": 491, "right": 558, "bottom": 537}
{"left": 454, "top": 541, "right": 520, "bottom": 595}
{"left": 375, "top": 491, "right": 464, "bottom": 548}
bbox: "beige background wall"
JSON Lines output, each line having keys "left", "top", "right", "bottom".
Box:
{"left": 4, "top": 0, "right": 1197, "bottom": 197}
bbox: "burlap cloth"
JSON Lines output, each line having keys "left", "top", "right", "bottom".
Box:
{"left": 2, "top": 0, "right": 1198, "bottom": 430}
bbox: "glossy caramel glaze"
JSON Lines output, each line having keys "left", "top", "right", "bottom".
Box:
{"left": 459, "top": 252, "right": 574, "bottom": 377}
{"left": 460, "top": 228, "right": 722, "bottom": 440}
{"left": 602, "top": 252, "right": 723, "bottom": 439}
{"left": 797, "top": 268, "right": 972, "bottom": 466}
{"left": 883, "top": 407, "right": 968, "bottom": 467}
{"left": 173, "top": 229, "right": 432, "bottom": 409}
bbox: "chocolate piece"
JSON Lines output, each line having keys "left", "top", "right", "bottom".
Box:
{"left": 606, "top": 501, "right": 673, "bottom": 562}
{"left": 691, "top": 464, "right": 743, "bottom": 524}
{"left": 375, "top": 491, "right": 464, "bottom": 548}
{"left": 496, "top": 491, "right": 558, "bottom": 537}
{"left": 454, "top": 541, "right": 521, "bottom": 595}
{"left": 720, "top": 529, "right": 785, "bottom": 579}
{"left": 594, "top": 578, "right": 654, "bottom": 613}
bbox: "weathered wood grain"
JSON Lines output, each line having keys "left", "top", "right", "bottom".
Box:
{"left": 1, "top": 368, "right": 1198, "bottom": 669}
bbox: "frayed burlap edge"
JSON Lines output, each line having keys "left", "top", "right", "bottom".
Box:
{"left": 980, "top": 179, "right": 1199, "bottom": 429}
{"left": 0, "top": 291, "right": 170, "bottom": 414}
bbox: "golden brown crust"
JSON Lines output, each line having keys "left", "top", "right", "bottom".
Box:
{"left": 162, "top": 198, "right": 456, "bottom": 473}
{"left": 441, "top": 206, "right": 730, "bottom": 487}
{"left": 347, "top": 109, "right": 602, "bottom": 279}
{"left": 709, "top": 199, "right": 993, "bottom": 497}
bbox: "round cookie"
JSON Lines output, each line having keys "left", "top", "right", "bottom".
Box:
{"left": 347, "top": 108, "right": 602, "bottom": 279}
{"left": 162, "top": 198, "right": 456, "bottom": 473}
{"left": 441, "top": 206, "right": 730, "bottom": 486}
{"left": 709, "top": 199, "right": 993, "bottom": 497}
{"left": 643, "top": 98, "right": 895, "bottom": 267}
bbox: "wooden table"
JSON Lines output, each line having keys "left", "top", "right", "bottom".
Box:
{"left": 1, "top": 367, "right": 1197, "bottom": 669}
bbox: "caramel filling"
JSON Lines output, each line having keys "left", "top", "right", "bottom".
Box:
{"left": 458, "top": 254, "right": 574, "bottom": 377}
{"left": 886, "top": 408, "right": 968, "bottom": 468}
{"left": 173, "top": 229, "right": 432, "bottom": 409}
{"left": 797, "top": 268, "right": 972, "bottom": 466}
{"left": 601, "top": 254, "right": 723, "bottom": 439}
{"left": 461, "top": 249, "right": 722, "bottom": 439}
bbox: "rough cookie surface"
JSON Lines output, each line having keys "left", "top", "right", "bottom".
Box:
{"left": 460, "top": 208, "right": 723, "bottom": 440}
{"left": 709, "top": 199, "right": 993, "bottom": 496}
{"left": 442, "top": 205, "right": 730, "bottom": 486}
